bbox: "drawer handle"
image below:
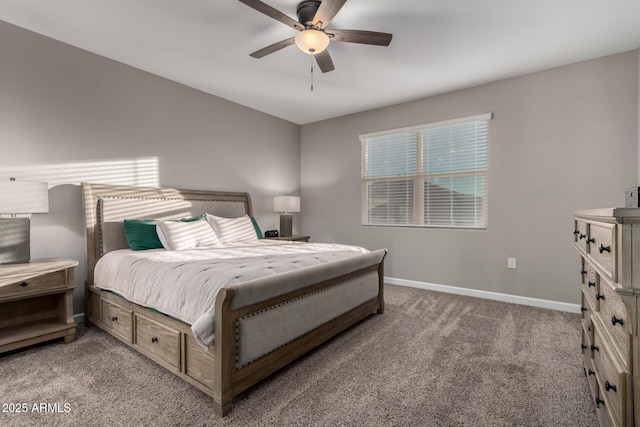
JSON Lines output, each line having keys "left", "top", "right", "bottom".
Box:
{"left": 579, "top": 233, "right": 586, "bottom": 240}
{"left": 581, "top": 306, "right": 588, "bottom": 312}
{"left": 612, "top": 316, "right": 624, "bottom": 326}
{"left": 581, "top": 344, "right": 588, "bottom": 350}
{"left": 596, "top": 293, "right": 605, "bottom": 301}
{"left": 599, "top": 244, "right": 611, "bottom": 254}
{"left": 588, "top": 281, "right": 596, "bottom": 288}
{"left": 151, "top": 337, "right": 158, "bottom": 344}
{"left": 20, "top": 281, "right": 28, "bottom": 287}
{"left": 595, "top": 397, "right": 605, "bottom": 406}
{"left": 111, "top": 316, "right": 118, "bottom": 322}
{"left": 588, "top": 369, "right": 596, "bottom": 376}
{"left": 574, "top": 230, "right": 580, "bottom": 236}
{"left": 591, "top": 344, "right": 599, "bottom": 352}
{"left": 586, "top": 237, "right": 595, "bottom": 244}
{"left": 605, "top": 381, "right": 617, "bottom": 393}
{"left": 581, "top": 270, "right": 588, "bottom": 276}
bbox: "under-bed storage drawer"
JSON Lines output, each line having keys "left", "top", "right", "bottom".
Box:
{"left": 134, "top": 314, "right": 180, "bottom": 369}
{"left": 185, "top": 335, "right": 215, "bottom": 389}
{"left": 102, "top": 300, "right": 133, "bottom": 342}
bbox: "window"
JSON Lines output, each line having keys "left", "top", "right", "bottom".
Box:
{"left": 361, "top": 113, "right": 491, "bottom": 229}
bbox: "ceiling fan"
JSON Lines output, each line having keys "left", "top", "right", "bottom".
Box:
{"left": 238, "top": 0, "right": 393, "bottom": 73}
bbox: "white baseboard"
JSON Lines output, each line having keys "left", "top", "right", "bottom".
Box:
{"left": 385, "top": 277, "right": 581, "bottom": 314}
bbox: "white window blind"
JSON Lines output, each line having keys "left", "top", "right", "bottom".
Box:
{"left": 361, "top": 113, "right": 491, "bottom": 229}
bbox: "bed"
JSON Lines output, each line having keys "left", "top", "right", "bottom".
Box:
{"left": 81, "top": 182, "right": 386, "bottom": 416}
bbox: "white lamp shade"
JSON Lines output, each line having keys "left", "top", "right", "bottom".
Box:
{"left": 273, "top": 196, "right": 300, "bottom": 213}
{"left": 294, "top": 29, "right": 330, "bottom": 55}
{"left": 0, "top": 180, "right": 49, "bottom": 214}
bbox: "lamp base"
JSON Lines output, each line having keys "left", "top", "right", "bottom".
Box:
{"left": 279, "top": 214, "right": 293, "bottom": 238}
{"left": 0, "top": 218, "right": 31, "bottom": 264}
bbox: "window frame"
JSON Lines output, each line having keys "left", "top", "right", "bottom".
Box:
{"left": 360, "top": 113, "right": 491, "bottom": 229}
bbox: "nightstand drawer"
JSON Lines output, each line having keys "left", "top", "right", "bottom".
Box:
{"left": 135, "top": 314, "right": 180, "bottom": 369}
{"left": 102, "top": 300, "right": 133, "bottom": 342}
{"left": 0, "top": 270, "right": 66, "bottom": 299}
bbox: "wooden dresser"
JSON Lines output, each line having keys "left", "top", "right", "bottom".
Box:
{"left": 575, "top": 209, "right": 640, "bottom": 426}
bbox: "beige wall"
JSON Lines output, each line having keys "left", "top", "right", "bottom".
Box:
{"left": 301, "top": 50, "right": 639, "bottom": 304}
{"left": 0, "top": 21, "right": 300, "bottom": 314}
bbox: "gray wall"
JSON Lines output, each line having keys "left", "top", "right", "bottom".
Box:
{"left": 300, "top": 50, "right": 639, "bottom": 304}
{"left": 0, "top": 21, "right": 300, "bottom": 315}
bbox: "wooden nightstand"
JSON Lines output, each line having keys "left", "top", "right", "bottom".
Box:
{"left": 0, "top": 258, "right": 78, "bottom": 353}
{"left": 266, "top": 235, "right": 310, "bottom": 242}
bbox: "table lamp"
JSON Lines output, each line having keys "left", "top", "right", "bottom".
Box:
{"left": 273, "top": 196, "right": 300, "bottom": 238}
{"left": 0, "top": 178, "right": 49, "bottom": 264}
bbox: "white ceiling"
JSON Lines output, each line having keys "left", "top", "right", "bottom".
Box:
{"left": 1, "top": 0, "right": 640, "bottom": 125}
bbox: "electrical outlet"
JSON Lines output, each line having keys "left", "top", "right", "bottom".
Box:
{"left": 507, "top": 258, "right": 517, "bottom": 269}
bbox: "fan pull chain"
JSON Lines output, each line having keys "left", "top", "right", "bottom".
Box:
{"left": 310, "top": 55, "right": 314, "bottom": 92}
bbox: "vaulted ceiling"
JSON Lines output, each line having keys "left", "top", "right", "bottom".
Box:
{"left": 1, "top": 0, "right": 640, "bottom": 124}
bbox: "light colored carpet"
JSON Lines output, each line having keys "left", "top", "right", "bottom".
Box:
{"left": 0, "top": 284, "right": 598, "bottom": 426}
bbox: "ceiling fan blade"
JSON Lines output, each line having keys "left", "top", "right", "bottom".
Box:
{"left": 250, "top": 38, "right": 296, "bottom": 58}
{"left": 315, "top": 50, "right": 335, "bottom": 73}
{"left": 238, "top": 0, "right": 303, "bottom": 31}
{"left": 312, "top": 0, "right": 348, "bottom": 29}
{"left": 327, "top": 29, "right": 393, "bottom": 46}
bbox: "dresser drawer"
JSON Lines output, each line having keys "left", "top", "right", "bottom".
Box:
{"left": 581, "top": 260, "right": 599, "bottom": 310}
{"left": 581, "top": 291, "right": 594, "bottom": 336}
{"left": 575, "top": 219, "right": 589, "bottom": 253}
{"left": 593, "top": 325, "right": 632, "bottom": 426}
{"left": 0, "top": 270, "right": 66, "bottom": 299}
{"left": 135, "top": 314, "right": 180, "bottom": 369}
{"left": 598, "top": 278, "right": 630, "bottom": 363}
{"left": 102, "top": 300, "right": 133, "bottom": 343}
{"left": 582, "top": 325, "right": 597, "bottom": 398}
{"left": 588, "top": 222, "right": 616, "bottom": 281}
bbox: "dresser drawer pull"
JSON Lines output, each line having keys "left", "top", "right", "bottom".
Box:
{"left": 151, "top": 337, "right": 159, "bottom": 344}
{"left": 574, "top": 230, "right": 580, "bottom": 236}
{"left": 581, "top": 270, "right": 588, "bottom": 276}
{"left": 605, "top": 381, "right": 617, "bottom": 393}
{"left": 587, "top": 237, "right": 595, "bottom": 244}
{"left": 588, "top": 369, "right": 596, "bottom": 376}
{"left": 19, "top": 281, "right": 28, "bottom": 287}
{"left": 579, "top": 233, "right": 586, "bottom": 240}
{"left": 596, "top": 293, "right": 605, "bottom": 301}
{"left": 581, "top": 344, "right": 588, "bottom": 350}
{"left": 591, "top": 344, "right": 599, "bottom": 352}
{"left": 581, "top": 306, "right": 588, "bottom": 312}
{"left": 111, "top": 316, "right": 118, "bottom": 322}
{"left": 595, "top": 397, "right": 605, "bottom": 406}
{"left": 612, "top": 316, "right": 624, "bottom": 326}
{"left": 599, "top": 244, "right": 611, "bottom": 254}
{"left": 588, "top": 281, "right": 596, "bottom": 288}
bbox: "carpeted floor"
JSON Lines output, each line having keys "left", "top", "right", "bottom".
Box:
{"left": 0, "top": 284, "right": 598, "bottom": 426}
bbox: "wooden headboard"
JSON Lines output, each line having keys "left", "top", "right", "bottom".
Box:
{"left": 81, "top": 182, "right": 253, "bottom": 285}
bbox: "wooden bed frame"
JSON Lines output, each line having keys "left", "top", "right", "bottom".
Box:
{"left": 81, "top": 182, "right": 386, "bottom": 416}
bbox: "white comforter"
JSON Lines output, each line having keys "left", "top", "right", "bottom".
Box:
{"left": 94, "top": 240, "right": 369, "bottom": 348}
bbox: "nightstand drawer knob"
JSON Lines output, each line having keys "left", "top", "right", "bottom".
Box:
{"left": 151, "top": 337, "right": 158, "bottom": 343}
{"left": 612, "top": 316, "right": 624, "bottom": 326}
{"left": 605, "top": 381, "right": 617, "bottom": 393}
{"left": 20, "top": 281, "right": 28, "bottom": 287}
{"left": 111, "top": 316, "right": 118, "bottom": 322}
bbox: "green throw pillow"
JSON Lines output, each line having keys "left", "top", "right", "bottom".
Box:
{"left": 124, "top": 215, "right": 202, "bottom": 251}
{"left": 251, "top": 217, "right": 263, "bottom": 239}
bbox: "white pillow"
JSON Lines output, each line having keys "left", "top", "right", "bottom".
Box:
{"left": 205, "top": 214, "right": 258, "bottom": 243}
{"left": 155, "top": 219, "right": 221, "bottom": 250}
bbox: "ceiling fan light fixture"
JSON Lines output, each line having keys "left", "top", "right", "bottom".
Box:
{"left": 295, "top": 29, "right": 330, "bottom": 54}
